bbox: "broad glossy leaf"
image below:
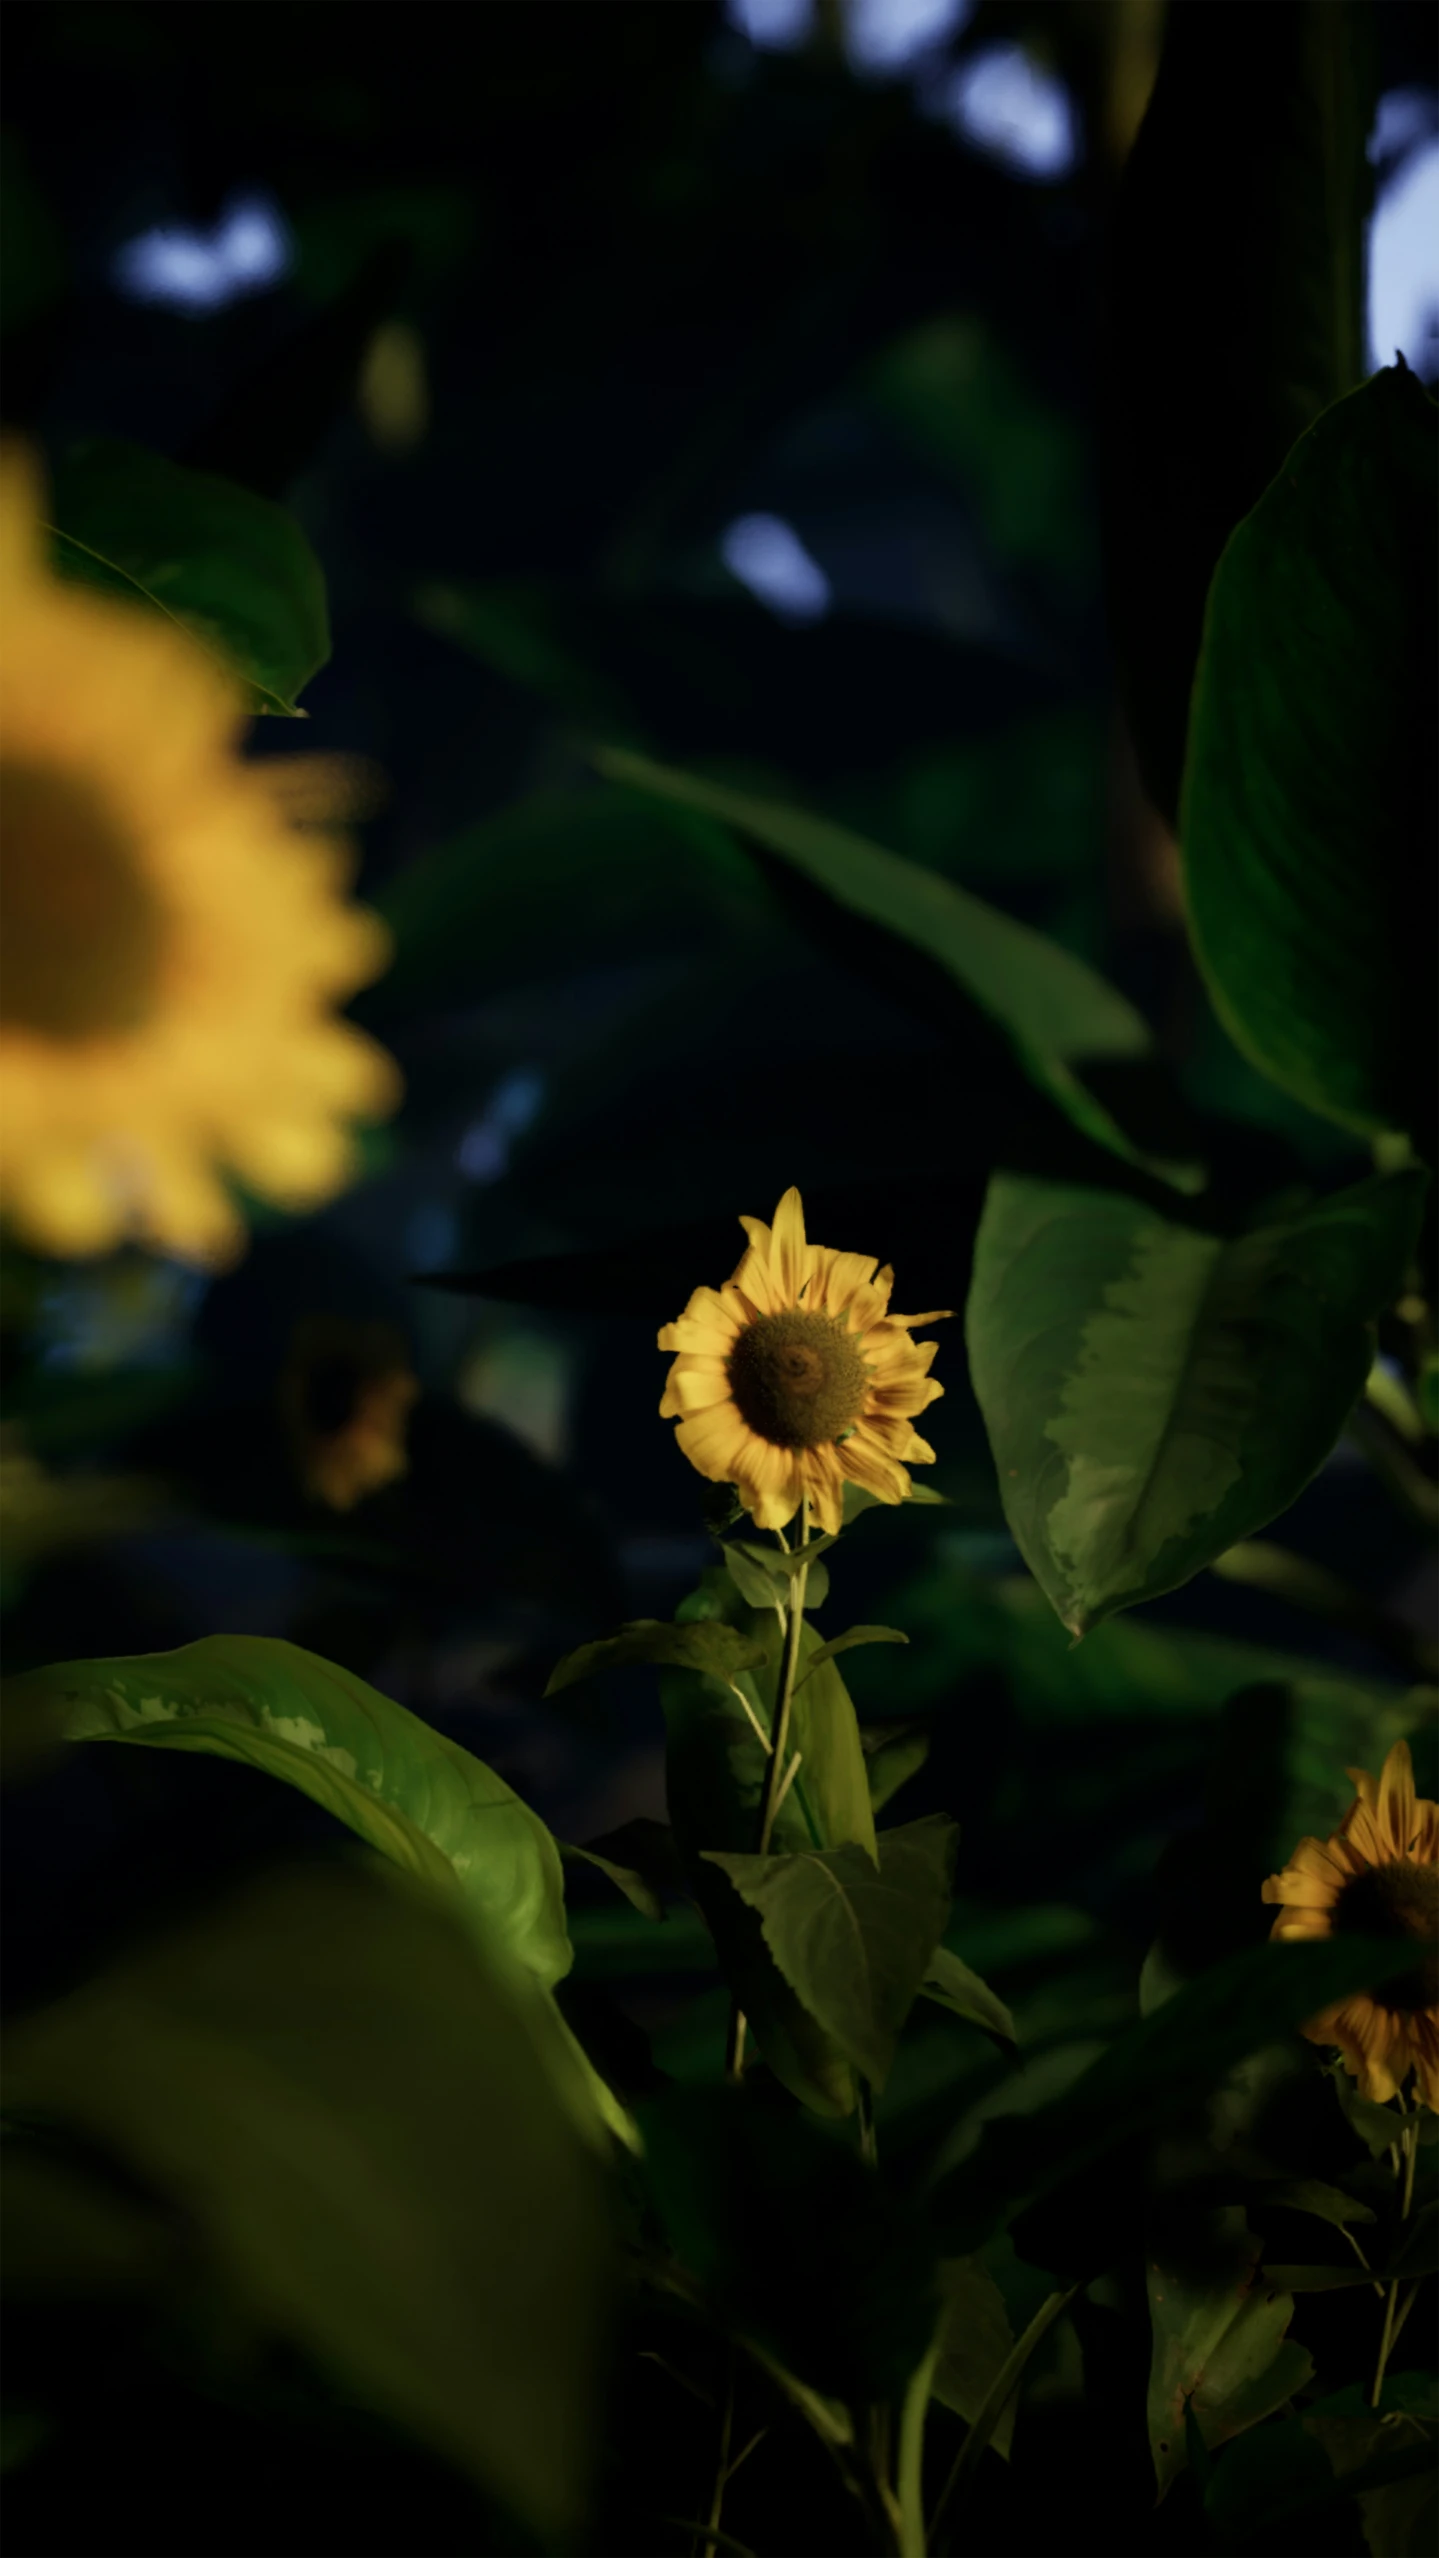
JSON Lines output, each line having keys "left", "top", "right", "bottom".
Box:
{"left": 705, "top": 1814, "right": 957, "bottom": 2089}
{"left": 930, "top": 1935, "right": 1409, "bottom": 2256}
{"left": 638, "top": 2081, "right": 939, "bottom": 2406}
{"left": 1181, "top": 367, "right": 1438, "bottom": 1142}
{"left": 45, "top": 439, "right": 330, "bottom": 716}
{"left": 597, "top": 748, "right": 1201, "bottom": 1190}
{"left": 920, "top": 1946, "right": 1017, "bottom": 2053}
{"left": 1107, "top": 1, "right": 1374, "bottom": 825}
{"left": 931, "top": 2256, "right": 1017, "bottom": 2458}
{"left": 1257, "top": 2179, "right": 1375, "bottom": 2231}
{"left": 546, "top": 1617, "right": 769, "bottom": 1699}
{"left": 8, "top": 1634, "right": 571, "bottom": 1991}
{"left": 1149, "top": 2210, "right": 1311, "bottom": 2499}
{"left": 966, "top": 1170, "right": 1426, "bottom": 1634}
{"left": 3, "top": 1861, "right": 608, "bottom": 2537}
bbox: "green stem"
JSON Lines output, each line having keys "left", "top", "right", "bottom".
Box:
{"left": 1370, "top": 2104, "right": 1420, "bottom": 2410}
{"left": 694, "top": 2346, "right": 736, "bottom": 2558}
{"left": 930, "top": 2286, "right": 1079, "bottom": 2546}
{"left": 757, "top": 1496, "right": 810, "bottom": 1854}
{"left": 896, "top": 2342, "right": 941, "bottom": 2558}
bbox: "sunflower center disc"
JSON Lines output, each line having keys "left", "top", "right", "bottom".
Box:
{"left": 0, "top": 759, "right": 163, "bottom": 1037}
{"left": 1337, "top": 1858, "right": 1439, "bottom": 2013}
{"left": 726, "top": 1308, "right": 868, "bottom": 1449}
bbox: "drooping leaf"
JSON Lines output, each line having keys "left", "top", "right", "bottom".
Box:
{"left": 561, "top": 1817, "right": 688, "bottom": 1925}
{"left": 930, "top": 1935, "right": 1410, "bottom": 2256}
{"left": 1256, "top": 2179, "right": 1375, "bottom": 2231}
{"left": 1180, "top": 366, "right": 1438, "bottom": 1145}
{"left": 45, "top": 439, "right": 330, "bottom": 716}
{"left": 2, "top": 1860, "right": 610, "bottom": 2538}
{"left": 930, "top": 2256, "right": 1018, "bottom": 2459}
{"left": 919, "top": 1946, "right": 1018, "bottom": 2054}
{"left": 965, "top": 1170, "right": 1427, "bottom": 1634}
{"left": 1148, "top": 2209, "right": 1312, "bottom": 2499}
{"left": 596, "top": 748, "right": 1202, "bottom": 1190}
{"left": 1106, "top": 0, "right": 1375, "bottom": 826}
{"left": 7, "top": 1634, "right": 571, "bottom": 1991}
{"left": 546, "top": 1618, "right": 770, "bottom": 1698}
{"left": 793, "top": 1626, "right": 908, "bottom": 1689}
{"left": 704, "top": 1814, "right": 958, "bottom": 2089}
{"left": 862, "top": 1724, "right": 930, "bottom": 1814}
{"left": 638, "top": 2081, "right": 939, "bottom": 2407}
{"left": 842, "top": 1481, "right": 950, "bottom": 1521}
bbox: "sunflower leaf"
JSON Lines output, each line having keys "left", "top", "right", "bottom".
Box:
{"left": 793, "top": 1626, "right": 908, "bottom": 1690}
{"left": 2, "top": 1859, "right": 609, "bottom": 2538}
{"left": 704, "top": 1813, "right": 958, "bottom": 2089}
{"left": 722, "top": 1542, "right": 789, "bottom": 1612}
{"left": 843, "top": 1482, "right": 951, "bottom": 1521}
{"left": 546, "top": 1618, "right": 769, "bottom": 1697}
{"left": 1148, "top": 2208, "right": 1313, "bottom": 2500}
{"left": 7, "top": 1633, "right": 572, "bottom": 1991}
{"left": 930, "top": 2257, "right": 1018, "bottom": 2458}
{"left": 45, "top": 438, "right": 330, "bottom": 716}
{"left": 965, "top": 1169, "right": 1428, "bottom": 1635}
{"left": 929, "top": 1935, "right": 1413, "bottom": 2258}
{"left": 919, "top": 1945, "right": 1018, "bottom": 2053}
{"left": 862, "top": 1724, "right": 930, "bottom": 1814}
{"left": 595, "top": 747, "right": 1203, "bottom": 1192}
{"left": 1180, "top": 366, "right": 1438, "bottom": 1144}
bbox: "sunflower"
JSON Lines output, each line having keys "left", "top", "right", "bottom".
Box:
{"left": 657, "top": 1185, "right": 948, "bottom": 1536}
{"left": 278, "top": 1316, "right": 419, "bottom": 1513}
{"left": 0, "top": 443, "right": 398, "bottom": 1266}
{"left": 1262, "top": 1738, "right": 1439, "bottom": 2111}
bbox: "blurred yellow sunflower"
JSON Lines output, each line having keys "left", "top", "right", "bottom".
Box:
{"left": 657, "top": 1185, "right": 948, "bottom": 1536}
{"left": 0, "top": 443, "right": 398, "bottom": 1266}
{"left": 1262, "top": 1738, "right": 1439, "bottom": 2110}
{"left": 279, "top": 1316, "right": 419, "bottom": 1513}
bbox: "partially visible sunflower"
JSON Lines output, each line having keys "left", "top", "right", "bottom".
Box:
{"left": 0, "top": 443, "right": 398, "bottom": 1266}
{"left": 657, "top": 1185, "right": 948, "bottom": 1536}
{"left": 278, "top": 1316, "right": 419, "bottom": 1513}
{"left": 1262, "top": 1737, "right": 1439, "bottom": 2110}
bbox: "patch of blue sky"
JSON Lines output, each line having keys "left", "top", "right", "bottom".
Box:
{"left": 112, "top": 192, "right": 291, "bottom": 313}
{"left": 936, "top": 41, "right": 1078, "bottom": 183}
{"left": 455, "top": 1067, "right": 546, "bottom": 1185}
{"left": 720, "top": 512, "right": 832, "bottom": 623}
{"left": 724, "top": 0, "right": 815, "bottom": 53}
{"left": 843, "top": 0, "right": 973, "bottom": 80}
{"left": 1366, "top": 98, "right": 1439, "bottom": 380}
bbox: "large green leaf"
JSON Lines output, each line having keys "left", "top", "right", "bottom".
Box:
{"left": 1180, "top": 366, "right": 1438, "bottom": 1142}
{"left": 595, "top": 748, "right": 1201, "bottom": 1190}
{"left": 965, "top": 1170, "right": 1426, "bottom": 1634}
{"left": 1106, "top": 1, "right": 1374, "bottom": 825}
{"left": 4, "top": 1635, "right": 571, "bottom": 1991}
{"left": 638, "top": 2081, "right": 939, "bottom": 2407}
{"left": 930, "top": 1934, "right": 1410, "bottom": 2257}
{"left": 45, "top": 440, "right": 330, "bottom": 717}
{"left": 3, "top": 1860, "right": 609, "bottom": 2538}
{"left": 705, "top": 1814, "right": 958, "bottom": 2090}
{"left": 1148, "top": 2209, "right": 1312, "bottom": 2500}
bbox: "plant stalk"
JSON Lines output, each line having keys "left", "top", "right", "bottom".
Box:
{"left": 757, "top": 1496, "right": 810, "bottom": 1854}
{"left": 930, "top": 2285, "right": 1079, "bottom": 2546}
{"left": 1370, "top": 2102, "right": 1420, "bottom": 2409}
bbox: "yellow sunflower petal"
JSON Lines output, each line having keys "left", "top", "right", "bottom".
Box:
{"left": 675, "top": 1403, "right": 753, "bottom": 1482}
{"left": 766, "top": 1186, "right": 810, "bottom": 1307}
{"left": 1376, "top": 1738, "right": 1418, "bottom": 1859}
{"left": 657, "top": 1286, "right": 745, "bottom": 1355}
{"left": 658, "top": 1362, "right": 734, "bottom": 1418}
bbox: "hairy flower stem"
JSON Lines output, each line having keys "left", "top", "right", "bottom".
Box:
{"left": 757, "top": 1496, "right": 810, "bottom": 1854}
{"left": 1370, "top": 2101, "right": 1420, "bottom": 2409}
{"left": 693, "top": 2347, "right": 737, "bottom": 2558}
